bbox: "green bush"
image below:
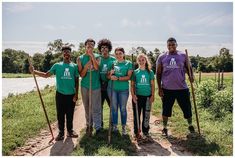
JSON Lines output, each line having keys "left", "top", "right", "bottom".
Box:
{"left": 210, "top": 88, "right": 233, "bottom": 118}
{"left": 196, "top": 80, "right": 217, "bottom": 108}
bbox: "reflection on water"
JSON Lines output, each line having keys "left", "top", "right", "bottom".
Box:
{"left": 2, "top": 77, "right": 55, "bottom": 98}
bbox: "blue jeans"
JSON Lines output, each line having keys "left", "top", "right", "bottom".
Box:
{"left": 109, "top": 89, "right": 129, "bottom": 126}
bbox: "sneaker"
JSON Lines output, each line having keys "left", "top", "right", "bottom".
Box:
{"left": 122, "top": 126, "right": 127, "bottom": 135}
{"left": 162, "top": 128, "right": 168, "bottom": 137}
{"left": 95, "top": 129, "right": 101, "bottom": 135}
{"left": 67, "top": 130, "right": 79, "bottom": 138}
{"left": 113, "top": 125, "right": 118, "bottom": 133}
{"left": 55, "top": 132, "right": 64, "bottom": 141}
{"left": 188, "top": 126, "right": 195, "bottom": 133}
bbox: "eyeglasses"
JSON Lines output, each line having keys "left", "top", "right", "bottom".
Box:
{"left": 101, "top": 46, "right": 108, "bottom": 49}
{"left": 63, "top": 50, "right": 71, "bottom": 53}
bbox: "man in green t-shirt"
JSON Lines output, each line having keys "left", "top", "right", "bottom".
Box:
{"left": 29, "top": 46, "right": 79, "bottom": 141}
{"left": 77, "top": 38, "right": 102, "bottom": 135}
{"left": 97, "top": 39, "right": 116, "bottom": 128}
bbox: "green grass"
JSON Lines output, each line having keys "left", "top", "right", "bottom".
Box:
{"left": 152, "top": 72, "right": 233, "bottom": 156}
{"left": 2, "top": 73, "right": 32, "bottom": 78}
{"left": 2, "top": 86, "right": 57, "bottom": 155}
{"left": 72, "top": 104, "right": 137, "bottom": 156}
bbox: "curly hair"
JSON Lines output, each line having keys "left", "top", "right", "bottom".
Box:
{"left": 97, "top": 39, "right": 112, "bottom": 52}
{"left": 137, "top": 53, "right": 152, "bottom": 72}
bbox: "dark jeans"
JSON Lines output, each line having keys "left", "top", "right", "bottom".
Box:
{"left": 101, "top": 89, "right": 110, "bottom": 127}
{"left": 56, "top": 91, "right": 75, "bottom": 134}
{"left": 132, "top": 95, "right": 151, "bottom": 135}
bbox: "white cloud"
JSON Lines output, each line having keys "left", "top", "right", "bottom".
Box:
{"left": 4, "top": 3, "right": 33, "bottom": 13}
{"left": 94, "top": 22, "right": 103, "bottom": 28}
{"left": 120, "top": 18, "right": 153, "bottom": 28}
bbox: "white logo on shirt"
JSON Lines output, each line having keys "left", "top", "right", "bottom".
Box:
{"left": 169, "top": 58, "right": 176, "bottom": 65}
{"left": 140, "top": 75, "right": 147, "bottom": 83}
{"left": 64, "top": 68, "right": 71, "bottom": 77}
{"left": 102, "top": 64, "right": 108, "bottom": 72}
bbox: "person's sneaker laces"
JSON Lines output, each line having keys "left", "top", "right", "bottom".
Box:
{"left": 188, "top": 126, "right": 195, "bottom": 133}
{"left": 122, "top": 126, "right": 127, "bottom": 135}
{"left": 55, "top": 132, "right": 64, "bottom": 141}
{"left": 162, "top": 128, "right": 168, "bottom": 137}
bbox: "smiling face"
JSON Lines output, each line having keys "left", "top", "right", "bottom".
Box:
{"left": 115, "top": 50, "right": 124, "bottom": 61}
{"left": 101, "top": 45, "right": 109, "bottom": 57}
{"left": 63, "top": 49, "right": 71, "bottom": 60}
{"left": 167, "top": 41, "right": 177, "bottom": 53}
{"left": 137, "top": 55, "right": 146, "bottom": 67}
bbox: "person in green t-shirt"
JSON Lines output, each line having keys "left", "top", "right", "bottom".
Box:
{"left": 77, "top": 38, "right": 102, "bottom": 135}
{"left": 131, "top": 53, "right": 155, "bottom": 139}
{"left": 29, "top": 46, "right": 79, "bottom": 141}
{"left": 98, "top": 39, "right": 116, "bottom": 128}
{"left": 107, "top": 47, "right": 133, "bottom": 135}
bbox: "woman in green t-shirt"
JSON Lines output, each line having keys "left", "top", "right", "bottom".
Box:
{"left": 108, "top": 47, "right": 133, "bottom": 135}
{"left": 131, "top": 53, "right": 155, "bottom": 139}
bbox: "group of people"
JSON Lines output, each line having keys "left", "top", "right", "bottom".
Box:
{"left": 29, "top": 37, "right": 195, "bottom": 141}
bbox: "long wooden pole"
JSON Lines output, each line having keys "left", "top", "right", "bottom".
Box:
{"left": 88, "top": 63, "right": 92, "bottom": 137}
{"left": 28, "top": 57, "right": 54, "bottom": 143}
{"left": 185, "top": 50, "right": 201, "bottom": 135}
{"left": 108, "top": 64, "right": 114, "bottom": 144}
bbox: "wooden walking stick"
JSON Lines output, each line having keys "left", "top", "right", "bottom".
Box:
{"left": 28, "top": 56, "right": 54, "bottom": 143}
{"left": 132, "top": 54, "right": 141, "bottom": 139}
{"left": 88, "top": 63, "right": 92, "bottom": 137}
{"left": 185, "top": 49, "right": 201, "bottom": 135}
{"left": 108, "top": 64, "right": 114, "bottom": 144}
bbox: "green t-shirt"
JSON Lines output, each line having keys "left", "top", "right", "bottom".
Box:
{"left": 49, "top": 62, "right": 79, "bottom": 95}
{"left": 99, "top": 56, "right": 116, "bottom": 82}
{"left": 108, "top": 60, "right": 133, "bottom": 91}
{"left": 79, "top": 53, "right": 101, "bottom": 90}
{"left": 132, "top": 69, "right": 155, "bottom": 96}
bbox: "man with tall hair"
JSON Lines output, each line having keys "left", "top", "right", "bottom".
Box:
{"left": 156, "top": 37, "right": 195, "bottom": 136}
{"left": 77, "top": 38, "right": 102, "bottom": 135}
{"left": 98, "top": 39, "right": 116, "bottom": 128}
{"left": 29, "top": 46, "right": 79, "bottom": 141}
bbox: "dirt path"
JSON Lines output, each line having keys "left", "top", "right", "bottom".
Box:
{"left": 13, "top": 97, "right": 192, "bottom": 156}
{"left": 13, "top": 100, "right": 86, "bottom": 156}
{"left": 126, "top": 97, "right": 192, "bottom": 156}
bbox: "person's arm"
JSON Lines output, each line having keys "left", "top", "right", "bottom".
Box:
{"left": 87, "top": 50, "right": 99, "bottom": 70}
{"left": 150, "top": 79, "right": 155, "bottom": 103}
{"left": 131, "top": 80, "right": 137, "bottom": 103}
{"left": 118, "top": 70, "right": 133, "bottom": 81}
{"left": 185, "top": 59, "right": 194, "bottom": 83}
{"left": 80, "top": 60, "right": 92, "bottom": 78}
{"left": 73, "top": 77, "right": 79, "bottom": 102}
{"left": 77, "top": 57, "right": 83, "bottom": 73}
{"left": 156, "top": 63, "right": 164, "bottom": 98}
{"left": 29, "top": 65, "right": 52, "bottom": 78}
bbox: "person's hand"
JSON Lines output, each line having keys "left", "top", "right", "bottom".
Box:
{"left": 158, "top": 88, "right": 164, "bottom": 98}
{"left": 189, "top": 76, "right": 194, "bottom": 83}
{"left": 110, "top": 69, "right": 115, "bottom": 75}
{"left": 111, "top": 75, "right": 118, "bottom": 81}
{"left": 73, "top": 95, "right": 78, "bottom": 102}
{"left": 150, "top": 95, "right": 155, "bottom": 103}
{"left": 85, "top": 60, "right": 92, "bottom": 69}
{"left": 132, "top": 95, "right": 138, "bottom": 104}
{"left": 86, "top": 48, "right": 94, "bottom": 57}
{"left": 29, "top": 65, "right": 34, "bottom": 74}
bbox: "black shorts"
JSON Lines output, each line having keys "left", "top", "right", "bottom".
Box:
{"left": 162, "top": 88, "right": 192, "bottom": 119}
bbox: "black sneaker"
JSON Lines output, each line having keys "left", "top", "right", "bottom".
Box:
{"left": 86, "top": 126, "right": 93, "bottom": 135}
{"left": 67, "top": 130, "right": 79, "bottom": 138}
{"left": 55, "top": 133, "right": 64, "bottom": 141}
{"left": 162, "top": 128, "right": 168, "bottom": 137}
{"left": 95, "top": 129, "right": 102, "bottom": 135}
{"left": 188, "top": 126, "right": 195, "bottom": 133}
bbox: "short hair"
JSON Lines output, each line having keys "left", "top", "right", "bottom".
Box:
{"left": 85, "top": 38, "right": 95, "bottom": 46}
{"left": 97, "top": 39, "right": 112, "bottom": 52}
{"left": 167, "top": 37, "right": 177, "bottom": 43}
{"left": 114, "top": 47, "right": 125, "bottom": 54}
{"left": 61, "top": 46, "right": 72, "bottom": 52}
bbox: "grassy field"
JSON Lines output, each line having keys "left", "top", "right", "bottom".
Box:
{"left": 2, "top": 73, "right": 32, "bottom": 78}
{"left": 152, "top": 72, "right": 233, "bottom": 156}
{"left": 2, "top": 86, "right": 57, "bottom": 155}
{"left": 71, "top": 104, "right": 136, "bottom": 156}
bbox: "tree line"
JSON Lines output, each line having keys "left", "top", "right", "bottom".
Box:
{"left": 2, "top": 39, "right": 233, "bottom": 74}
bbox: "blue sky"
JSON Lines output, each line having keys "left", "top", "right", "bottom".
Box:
{"left": 2, "top": 2, "right": 233, "bottom": 56}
